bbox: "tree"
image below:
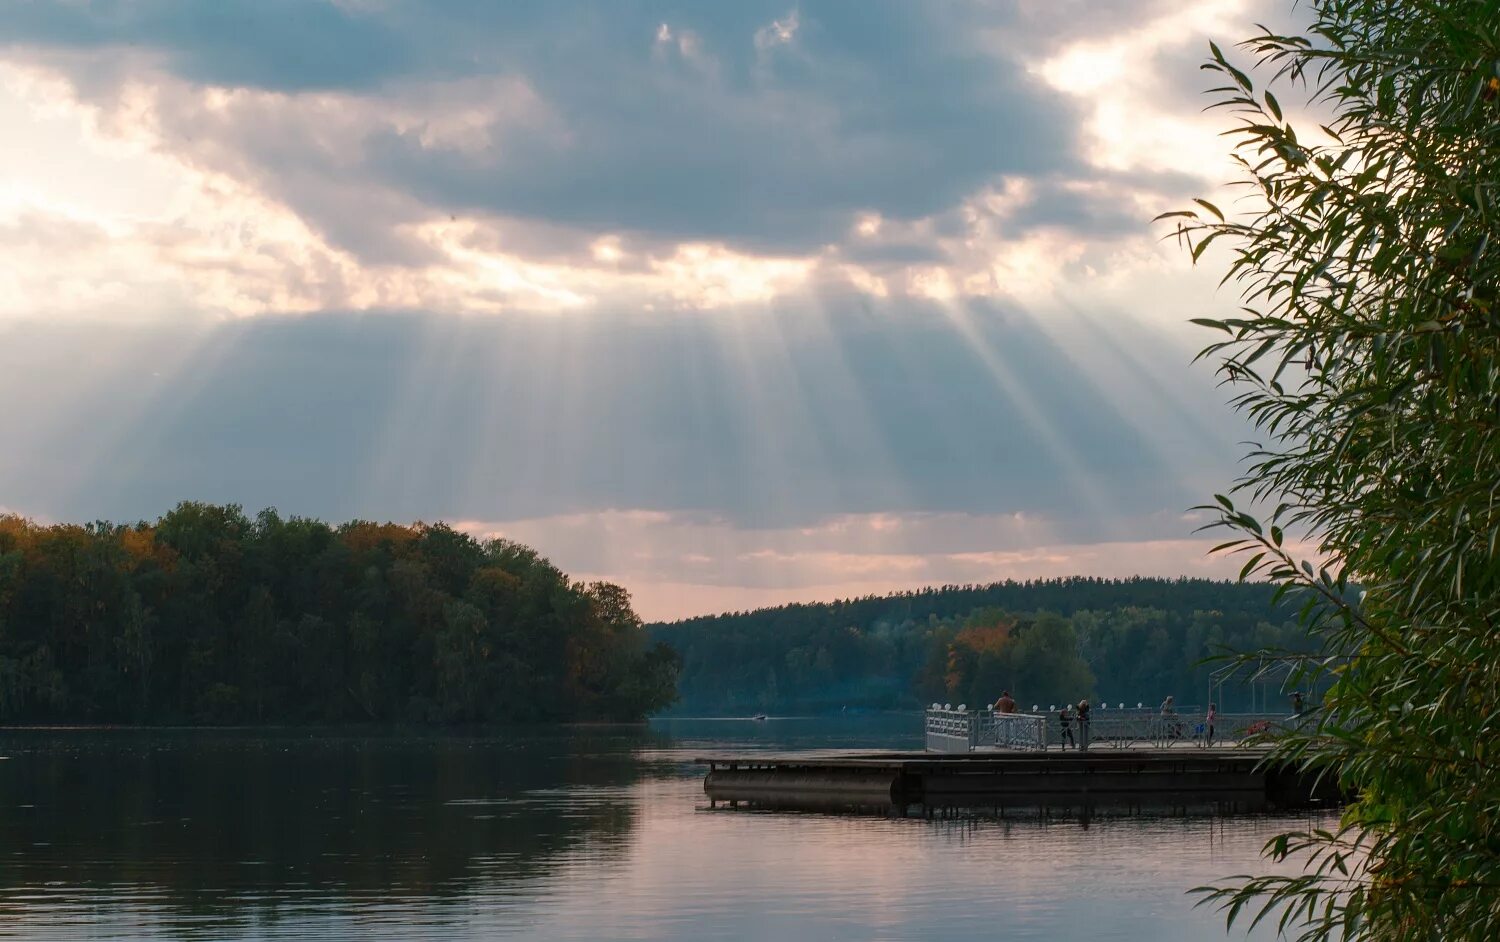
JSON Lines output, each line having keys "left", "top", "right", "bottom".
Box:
{"left": 0, "top": 504, "right": 678, "bottom": 725}
{"left": 1008, "top": 613, "right": 1095, "bottom": 710}
{"left": 651, "top": 579, "right": 1303, "bottom": 714}
{"left": 1162, "top": 2, "right": 1500, "bottom": 937}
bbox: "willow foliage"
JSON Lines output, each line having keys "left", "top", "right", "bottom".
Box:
{"left": 1162, "top": 1, "right": 1500, "bottom": 938}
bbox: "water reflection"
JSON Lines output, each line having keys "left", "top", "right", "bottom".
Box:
{"left": 0, "top": 718, "right": 1330, "bottom": 941}
{"left": 0, "top": 727, "right": 657, "bottom": 939}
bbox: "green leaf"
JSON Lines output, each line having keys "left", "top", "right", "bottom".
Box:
{"left": 1193, "top": 198, "right": 1227, "bottom": 222}
{"left": 1172, "top": 8, "right": 1500, "bottom": 938}
{"left": 1239, "top": 552, "right": 1266, "bottom": 581}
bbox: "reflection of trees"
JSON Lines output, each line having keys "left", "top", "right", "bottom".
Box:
{"left": 0, "top": 728, "right": 657, "bottom": 925}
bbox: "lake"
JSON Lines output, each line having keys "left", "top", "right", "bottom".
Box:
{"left": 0, "top": 716, "right": 1328, "bottom": 940}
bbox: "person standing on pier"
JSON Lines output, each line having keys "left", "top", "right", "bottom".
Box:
{"left": 1076, "top": 698, "right": 1091, "bottom": 751}
{"left": 994, "top": 691, "right": 1017, "bottom": 714}
{"left": 1058, "top": 704, "right": 1076, "bottom": 750}
{"left": 1204, "top": 702, "right": 1217, "bottom": 747}
{"left": 1160, "top": 695, "right": 1182, "bottom": 740}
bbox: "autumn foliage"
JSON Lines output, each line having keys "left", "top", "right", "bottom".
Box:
{"left": 0, "top": 503, "right": 678, "bottom": 724}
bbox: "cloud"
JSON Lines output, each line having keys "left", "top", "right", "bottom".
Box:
{"left": 1035, "top": 0, "right": 1306, "bottom": 178}
{"left": 461, "top": 507, "right": 1262, "bottom": 620}
{"left": 2, "top": 0, "right": 412, "bottom": 92}
{"left": 0, "top": 0, "right": 1303, "bottom": 320}
{"left": 753, "top": 10, "right": 801, "bottom": 54}
{"left": 0, "top": 2, "right": 1095, "bottom": 265}
{"left": 0, "top": 1, "right": 1309, "bottom": 617}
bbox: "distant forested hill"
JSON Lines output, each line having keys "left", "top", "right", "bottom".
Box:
{"left": 0, "top": 503, "right": 678, "bottom": 725}
{"left": 648, "top": 577, "right": 1316, "bottom": 715}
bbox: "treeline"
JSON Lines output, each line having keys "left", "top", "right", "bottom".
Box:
{"left": 649, "top": 577, "right": 1316, "bottom": 714}
{"left": 0, "top": 503, "right": 678, "bottom": 724}
{"left": 913, "top": 609, "right": 1096, "bottom": 713}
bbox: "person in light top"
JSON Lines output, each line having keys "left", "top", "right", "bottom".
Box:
{"left": 1160, "top": 695, "right": 1182, "bottom": 740}
{"left": 993, "top": 691, "right": 1017, "bottom": 714}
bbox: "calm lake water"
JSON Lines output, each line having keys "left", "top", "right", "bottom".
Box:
{"left": 0, "top": 716, "right": 1328, "bottom": 941}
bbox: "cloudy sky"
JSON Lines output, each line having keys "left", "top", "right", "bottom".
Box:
{"left": 0, "top": 0, "right": 1304, "bottom": 620}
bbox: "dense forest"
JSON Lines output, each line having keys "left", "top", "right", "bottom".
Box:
{"left": 0, "top": 509, "right": 1320, "bottom": 724}
{"left": 0, "top": 504, "right": 678, "bottom": 724}
{"left": 650, "top": 577, "right": 1318, "bottom": 714}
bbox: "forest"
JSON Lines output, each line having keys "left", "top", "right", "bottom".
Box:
{"left": 0, "top": 503, "right": 678, "bottom": 724}
{"left": 650, "top": 577, "right": 1317, "bottom": 714}
{"left": 0, "top": 510, "right": 1317, "bottom": 724}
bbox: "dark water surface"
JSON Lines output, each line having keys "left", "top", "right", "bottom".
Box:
{"left": 0, "top": 716, "right": 1326, "bottom": 940}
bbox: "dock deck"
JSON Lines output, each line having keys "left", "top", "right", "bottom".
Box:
{"left": 699, "top": 748, "right": 1339, "bottom": 815}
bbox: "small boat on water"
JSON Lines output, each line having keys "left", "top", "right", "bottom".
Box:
{"left": 751, "top": 714, "right": 768, "bottom": 722}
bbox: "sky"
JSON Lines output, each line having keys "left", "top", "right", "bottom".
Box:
{"left": 0, "top": 0, "right": 1307, "bottom": 621}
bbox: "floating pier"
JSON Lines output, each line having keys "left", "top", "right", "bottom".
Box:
{"left": 700, "top": 748, "right": 1341, "bottom": 816}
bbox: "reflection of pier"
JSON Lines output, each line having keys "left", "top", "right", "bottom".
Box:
{"left": 700, "top": 748, "right": 1341, "bottom": 817}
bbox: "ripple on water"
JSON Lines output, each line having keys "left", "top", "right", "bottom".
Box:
{"left": 0, "top": 722, "right": 1329, "bottom": 941}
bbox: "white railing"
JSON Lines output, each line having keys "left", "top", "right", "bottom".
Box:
{"left": 924, "top": 706, "right": 979, "bottom": 752}
{"left": 924, "top": 705, "right": 1294, "bottom": 753}
{"left": 979, "top": 710, "right": 1049, "bottom": 751}
{"left": 924, "top": 706, "right": 1048, "bottom": 753}
{"left": 1084, "top": 710, "right": 1288, "bottom": 749}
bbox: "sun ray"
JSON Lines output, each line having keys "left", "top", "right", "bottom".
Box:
{"left": 929, "top": 299, "right": 1121, "bottom": 536}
